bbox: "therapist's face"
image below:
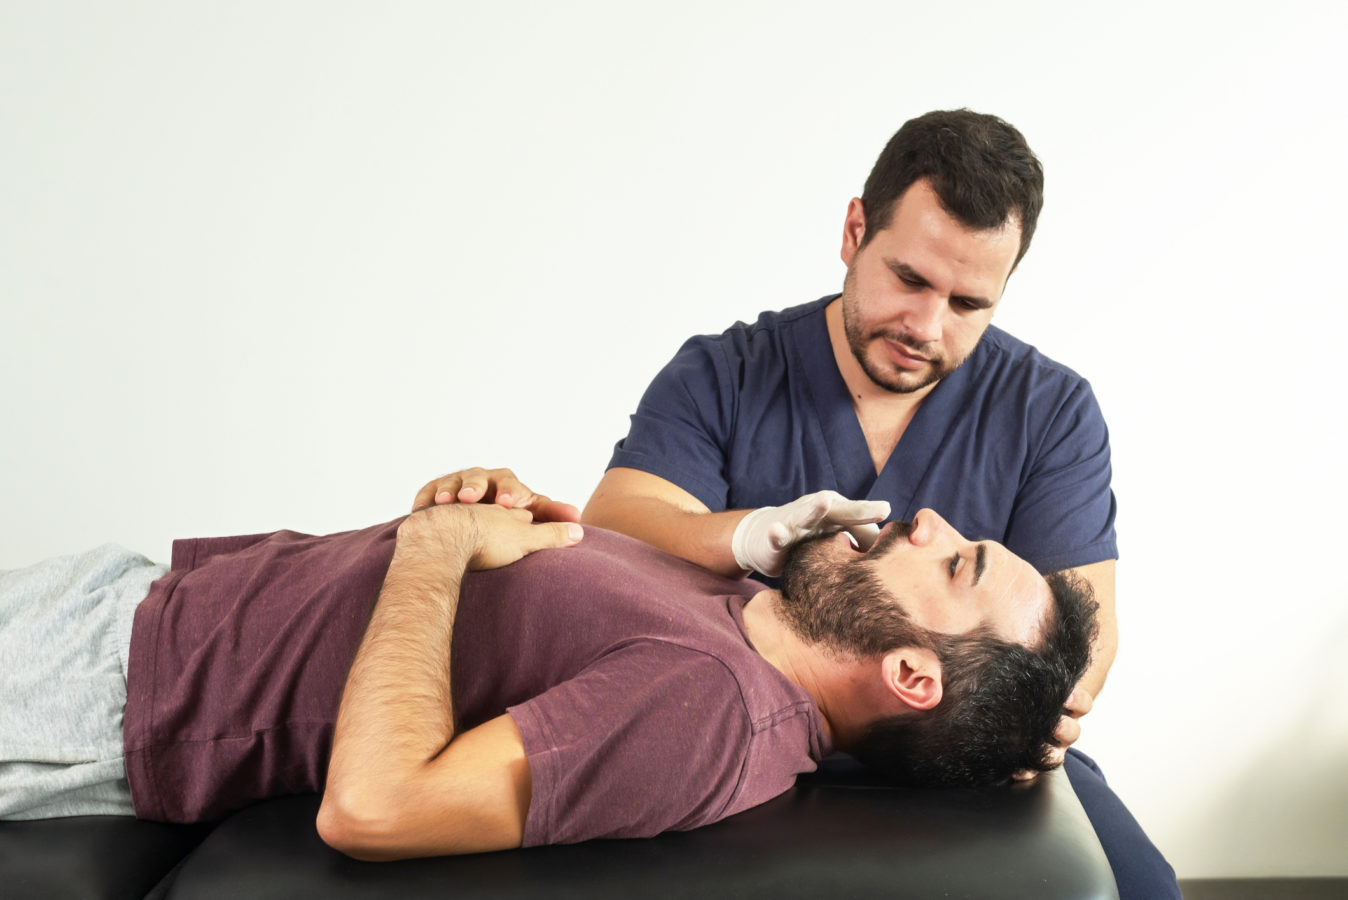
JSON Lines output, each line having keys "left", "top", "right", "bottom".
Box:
{"left": 838, "top": 179, "right": 1020, "bottom": 394}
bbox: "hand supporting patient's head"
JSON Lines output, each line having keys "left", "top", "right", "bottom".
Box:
{"left": 777, "top": 517, "right": 1098, "bottom": 787}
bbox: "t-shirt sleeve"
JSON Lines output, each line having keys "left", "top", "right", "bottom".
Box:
{"left": 605, "top": 336, "right": 737, "bottom": 511}
{"left": 1005, "top": 380, "right": 1119, "bottom": 573}
{"left": 509, "top": 643, "right": 753, "bottom": 847}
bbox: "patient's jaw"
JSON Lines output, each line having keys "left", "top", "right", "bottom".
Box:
{"left": 820, "top": 508, "right": 1052, "bottom": 648}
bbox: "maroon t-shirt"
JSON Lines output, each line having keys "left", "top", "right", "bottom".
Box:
{"left": 123, "top": 523, "right": 831, "bottom": 843}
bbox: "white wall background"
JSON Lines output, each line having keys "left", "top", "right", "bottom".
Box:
{"left": 3, "top": 0, "right": 1345, "bottom": 880}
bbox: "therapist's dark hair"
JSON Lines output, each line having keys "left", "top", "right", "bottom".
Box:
{"left": 859, "top": 109, "right": 1044, "bottom": 266}
{"left": 849, "top": 570, "right": 1098, "bottom": 787}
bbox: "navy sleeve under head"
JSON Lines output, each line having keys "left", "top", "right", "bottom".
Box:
{"left": 606, "top": 335, "right": 737, "bottom": 510}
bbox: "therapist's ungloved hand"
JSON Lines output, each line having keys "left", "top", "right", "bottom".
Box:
{"left": 731, "top": 490, "right": 891, "bottom": 577}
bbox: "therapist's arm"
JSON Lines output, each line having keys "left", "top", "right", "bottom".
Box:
{"left": 582, "top": 467, "right": 751, "bottom": 578}
{"left": 1067, "top": 558, "right": 1117, "bottom": 700}
{"left": 1026, "top": 558, "right": 1116, "bottom": 770}
{"left": 584, "top": 468, "right": 889, "bottom": 579}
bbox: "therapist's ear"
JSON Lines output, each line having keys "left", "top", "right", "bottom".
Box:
{"left": 840, "top": 197, "right": 867, "bottom": 266}
{"left": 881, "top": 648, "right": 942, "bottom": 711}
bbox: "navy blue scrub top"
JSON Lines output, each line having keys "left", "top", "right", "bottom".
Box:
{"left": 607, "top": 296, "right": 1117, "bottom": 574}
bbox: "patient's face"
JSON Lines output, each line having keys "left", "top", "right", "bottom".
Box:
{"left": 779, "top": 508, "right": 1051, "bottom": 652}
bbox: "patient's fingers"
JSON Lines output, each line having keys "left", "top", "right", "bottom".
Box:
{"left": 412, "top": 471, "right": 475, "bottom": 510}
{"left": 412, "top": 467, "right": 540, "bottom": 512}
{"left": 527, "top": 497, "right": 582, "bottom": 524}
{"left": 467, "top": 468, "right": 536, "bottom": 507}
{"left": 468, "top": 506, "right": 585, "bottom": 570}
{"left": 411, "top": 468, "right": 582, "bottom": 523}
{"left": 436, "top": 475, "right": 466, "bottom": 505}
{"left": 411, "top": 476, "right": 447, "bottom": 511}
{"left": 452, "top": 467, "right": 496, "bottom": 503}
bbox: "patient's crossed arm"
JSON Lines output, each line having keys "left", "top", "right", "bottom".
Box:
{"left": 317, "top": 504, "right": 582, "bottom": 861}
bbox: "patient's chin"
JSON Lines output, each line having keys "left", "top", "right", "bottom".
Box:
{"left": 781, "top": 533, "right": 835, "bottom": 573}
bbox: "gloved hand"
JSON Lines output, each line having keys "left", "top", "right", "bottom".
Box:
{"left": 731, "top": 490, "right": 891, "bottom": 577}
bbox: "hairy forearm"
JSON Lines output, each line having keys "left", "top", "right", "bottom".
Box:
{"left": 325, "top": 518, "right": 474, "bottom": 809}
{"left": 318, "top": 504, "right": 577, "bottom": 860}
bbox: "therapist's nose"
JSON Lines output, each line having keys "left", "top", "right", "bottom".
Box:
{"left": 901, "top": 292, "right": 944, "bottom": 345}
{"left": 908, "top": 508, "right": 961, "bottom": 548}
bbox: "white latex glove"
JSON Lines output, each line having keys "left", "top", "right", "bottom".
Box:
{"left": 731, "top": 490, "right": 892, "bottom": 577}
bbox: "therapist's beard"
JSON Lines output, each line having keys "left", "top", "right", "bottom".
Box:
{"left": 840, "top": 271, "right": 969, "bottom": 394}
{"left": 777, "top": 524, "right": 928, "bottom": 658}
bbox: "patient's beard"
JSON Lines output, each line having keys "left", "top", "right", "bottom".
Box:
{"left": 777, "top": 527, "right": 927, "bottom": 658}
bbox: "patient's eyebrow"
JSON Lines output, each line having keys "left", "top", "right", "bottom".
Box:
{"left": 973, "top": 543, "right": 987, "bottom": 586}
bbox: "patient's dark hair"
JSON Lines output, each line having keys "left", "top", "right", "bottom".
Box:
{"left": 848, "top": 570, "right": 1098, "bottom": 787}
{"left": 860, "top": 108, "right": 1044, "bottom": 265}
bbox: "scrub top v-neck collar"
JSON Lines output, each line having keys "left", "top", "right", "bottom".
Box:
{"left": 792, "top": 300, "right": 990, "bottom": 519}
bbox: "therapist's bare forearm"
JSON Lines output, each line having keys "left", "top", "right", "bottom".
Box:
{"left": 1080, "top": 610, "right": 1118, "bottom": 699}
{"left": 582, "top": 496, "right": 751, "bottom": 578}
{"left": 1064, "top": 558, "right": 1118, "bottom": 701}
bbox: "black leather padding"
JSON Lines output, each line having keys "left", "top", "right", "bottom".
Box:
{"left": 0, "top": 814, "right": 209, "bottom": 900}
{"left": 157, "top": 760, "right": 1117, "bottom": 900}
{"left": 0, "top": 759, "right": 1116, "bottom": 899}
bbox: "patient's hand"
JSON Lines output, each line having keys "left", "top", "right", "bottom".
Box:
{"left": 1013, "top": 687, "right": 1093, "bottom": 781}
{"left": 399, "top": 502, "right": 584, "bottom": 572}
{"left": 411, "top": 466, "right": 581, "bottom": 524}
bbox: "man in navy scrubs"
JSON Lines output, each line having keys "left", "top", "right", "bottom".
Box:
{"left": 416, "top": 109, "right": 1177, "bottom": 898}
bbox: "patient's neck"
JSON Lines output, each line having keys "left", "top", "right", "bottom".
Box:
{"left": 742, "top": 589, "right": 912, "bottom": 751}
{"left": 743, "top": 590, "right": 845, "bottom": 747}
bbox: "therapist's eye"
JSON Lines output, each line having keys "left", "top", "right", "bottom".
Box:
{"left": 948, "top": 553, "right": 959, "bottom": 579}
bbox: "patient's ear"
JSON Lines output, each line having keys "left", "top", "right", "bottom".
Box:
{"left": 881, "top": 648, "right": 943, "bottom": 711}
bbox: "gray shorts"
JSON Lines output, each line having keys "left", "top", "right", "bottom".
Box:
{"left": 0, "top": 544, "right": 166, "bottom": 819}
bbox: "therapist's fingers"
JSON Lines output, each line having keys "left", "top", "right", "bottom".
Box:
{"left": 1012, "top": 744, "right": 1068, "bottom": 782}
{"left": 782, "top": 492, "right": 890, "bottom": 533}
{"left": 1011, "top": 701, "right": 1084, "bottom": 782}
{"left": 1062, "top": 687, "right": 1094, "bottom": 720}
{"left": 845, "top": 522, "right": 882, "bottom": 550}
{"left": 1053, "top": 714, "right": 1082, "bottom": 748}
{"left": 821, "top": 496, "right": 891, "bottom": 527}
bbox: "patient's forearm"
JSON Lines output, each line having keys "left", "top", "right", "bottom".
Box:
{"left": 322, "top": 516, "right": 472, "bottom": 825}
{"left": 318, "top": 506, "right": 578, "bottom": 860}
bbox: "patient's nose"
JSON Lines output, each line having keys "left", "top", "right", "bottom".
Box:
{"left": 909, "top": 508, "right": 960, "bottom": 547}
